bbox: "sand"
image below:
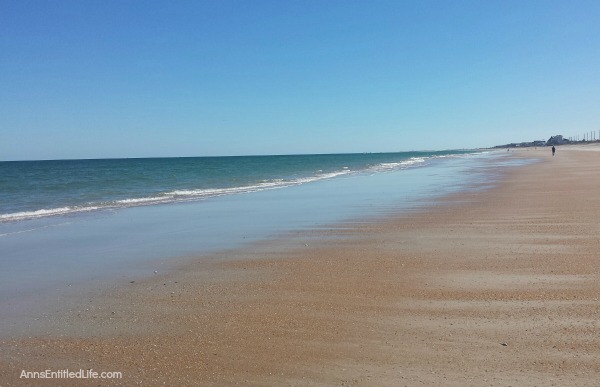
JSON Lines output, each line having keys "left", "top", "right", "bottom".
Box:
{"left": 1, "top": 145, "right": 600, "bottom": 386}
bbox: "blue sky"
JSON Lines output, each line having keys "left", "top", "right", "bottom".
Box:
{"left": 1, "top": 0, "right": 599, "bottom": 160}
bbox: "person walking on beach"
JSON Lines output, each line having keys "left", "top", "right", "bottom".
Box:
{"left": 552, "top": 146, "right": 556, "bottom": 156}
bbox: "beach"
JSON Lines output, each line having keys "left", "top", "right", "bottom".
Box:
{"left": 2, "top": 145, "right": 600, "bottom": 386}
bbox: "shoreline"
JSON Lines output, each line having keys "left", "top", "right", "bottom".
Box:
{"left": 2, "top": 145, "right": 600, "bottom": 385}
{"left": 0, "top": 150, "right": 507, "bottom": 337}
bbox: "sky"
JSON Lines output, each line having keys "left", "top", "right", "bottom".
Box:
{"left": 1, "top": 0, "right": 599, "bottom": 160}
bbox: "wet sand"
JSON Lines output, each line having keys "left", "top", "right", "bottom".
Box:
{"left": 2, "top": 145, "right": 600, "bottom": 386}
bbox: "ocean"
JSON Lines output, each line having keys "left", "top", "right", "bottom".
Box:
{"left": 0, "top": 151, "right": 474, "bottom": 223}
{"left": 1, "top": 150, "right": 528, "bottom": 335}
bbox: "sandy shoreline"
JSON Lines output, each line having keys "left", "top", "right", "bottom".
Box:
{"left": 2, "top": 145, "right": 600, "bottom": 386}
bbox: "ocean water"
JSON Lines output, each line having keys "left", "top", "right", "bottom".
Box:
{"left": 1, "top": 150, "right": 531, "bottom": 335}
{"left": 0, "top": 151, "right": 474, "bottom": 223}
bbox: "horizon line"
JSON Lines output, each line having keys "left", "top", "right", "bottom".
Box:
{"left": 0, "top": 148, "right": 485, "bottom": 163}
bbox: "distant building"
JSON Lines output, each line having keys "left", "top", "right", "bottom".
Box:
{"left": 546, "top": 135, "right": 570, "bottom": 146}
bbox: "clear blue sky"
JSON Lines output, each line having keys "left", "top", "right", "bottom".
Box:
{"left": 1, "top": 0, "right": 599, "bottom": 160}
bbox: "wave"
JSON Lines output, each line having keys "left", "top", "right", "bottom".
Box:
{"left": 0, "top": 171, "right": 356, "bottom": 222}
{"left": 370, "top": 157, "right": 426, "bottom": 172}
{"left": 0, "top": 206, "right": 102, "bottom": 222}
{"left": 0, "top": 153, "right": 474, "bottom": 223}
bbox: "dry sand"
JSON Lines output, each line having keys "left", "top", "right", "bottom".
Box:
{"left": 2, "top": 145, "right": 600, "bottom": 386}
